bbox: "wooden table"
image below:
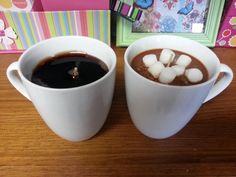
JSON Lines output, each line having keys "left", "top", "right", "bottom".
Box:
{"left": 0, "top": 47, "right": 236, "bottom": 177}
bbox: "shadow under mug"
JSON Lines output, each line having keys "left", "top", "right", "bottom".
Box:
{"left": 124, "top": 35, "right": 233, "bottom": 139}
{"left": 7, "top": 36, "right": 117, "bottom": 141}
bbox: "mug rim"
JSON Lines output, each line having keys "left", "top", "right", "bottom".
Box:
{"left": 124, "top": 35, "right": 221, "bottom": 89}
{"left": 17, "top": 36, "right": 117, "bottom": 91}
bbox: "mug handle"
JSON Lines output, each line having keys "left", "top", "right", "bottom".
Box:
{"left": 6, "top": 62, "right": 31, "bottom": 101}
{"left": 204, "top": 64, "right": 233, "bottom": 103}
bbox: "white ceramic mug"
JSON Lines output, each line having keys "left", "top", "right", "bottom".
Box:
{"left": 124, "top": 35, "right": 233, "bottom": 139}
{"left": 7, "top": 36, "right": 116, "bottom": 141}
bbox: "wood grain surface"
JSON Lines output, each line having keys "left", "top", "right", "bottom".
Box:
{"left": 0, "top": 47, "right": 236, "bottom": 177}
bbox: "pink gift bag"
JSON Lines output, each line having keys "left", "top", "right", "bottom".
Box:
{"left": 40, "top": 0, "right": 110, "bottom": 11}
{"left": 216, "top": 0, "right": 236, "bottom": 47}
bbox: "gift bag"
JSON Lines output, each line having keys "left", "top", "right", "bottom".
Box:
{"left": 0, "top": 0, "right": 110, "bottom": 53}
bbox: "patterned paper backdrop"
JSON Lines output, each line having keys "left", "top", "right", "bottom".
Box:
{"left": 132, "top": 0, "right": 210, "bottom": 33}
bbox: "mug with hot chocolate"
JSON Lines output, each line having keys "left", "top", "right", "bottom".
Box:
{"left": 124, "top": 35, "right": 233, "bottom": 139}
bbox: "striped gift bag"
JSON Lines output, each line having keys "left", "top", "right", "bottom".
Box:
{"left": 0, "top": 10, "right": 110, "bottom": 52}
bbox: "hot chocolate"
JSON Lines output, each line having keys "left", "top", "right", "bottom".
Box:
{"left": 131, "top": 49, "right": 208, "bottom": 86}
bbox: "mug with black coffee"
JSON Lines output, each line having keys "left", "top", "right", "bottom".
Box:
{"left": 125, "top": 35, "right": 233, "bottom": 139}
{"left": 7, "top": 36, "right": 116, "bottom": 141}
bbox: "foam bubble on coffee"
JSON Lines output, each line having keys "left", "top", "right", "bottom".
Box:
{"left": 142, "top": 54, "right": 158, "bottom": 67}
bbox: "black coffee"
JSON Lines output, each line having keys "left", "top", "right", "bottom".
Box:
{"left": 31, "top": 52, "right": 108, "bottom": 88}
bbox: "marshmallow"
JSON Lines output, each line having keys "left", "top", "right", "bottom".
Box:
{"left": 142, "top": 54, "right": 158, "bottom": 67}
{"left": 185, "top": 68, "right": 203, "bottom": 83}
{"left": 171, "top": 65, "right": 185, "bottom": 76}
{"left": 159, "top": 67, "right": 177, "bottom": 84}
{"left": 148, "top": 62, "right": 165, "bottom": 78}
{"left": 159, "top": 49, "right": 175, "bottom": 65}
{"left": 176, "top": 54, "right": 192, "bottom": 67}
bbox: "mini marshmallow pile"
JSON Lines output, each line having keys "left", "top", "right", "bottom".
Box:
{"left": 142, "top": 49, "right": 203, "bottom": 84}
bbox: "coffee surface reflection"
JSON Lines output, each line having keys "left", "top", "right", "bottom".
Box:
{"left": 31, "top": 52, "right": 108, "bottom": 88}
